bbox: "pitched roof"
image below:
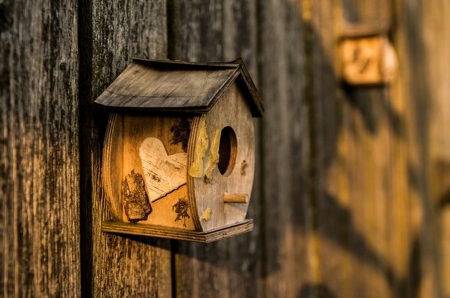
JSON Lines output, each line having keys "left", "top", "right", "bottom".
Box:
{"left": 94, "top": 58, "right": 264, "bottom": 117}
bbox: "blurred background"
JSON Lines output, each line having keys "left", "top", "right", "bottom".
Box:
{"left": 1, "top": 0, "right": 450, "bottom": 297}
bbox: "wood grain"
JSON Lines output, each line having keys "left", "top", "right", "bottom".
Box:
{"left": 258, "top": 0, "right": 312, "bottom": 296}
{"left": 3, "top": 0, "right": 448, "bottom": 296}
{"left": 102, "top": 220, "right": 253, "bottom": 243}
{"left": 94, "top": 62, "right": 239, "bottom": 110}
{"left": 222, "top": 2, "right": 263, "bottom": 296}
{"left": 79, "top": 0, "right": 172, "bottom": 296}
{"left": 0, "top": 0, "right": 80, "bottom": 296}
{"left": 169, "top": 1, "right": 241, "bottom": 298}
{"left": 188, "top": 83, "right": 255, "bottom": 232}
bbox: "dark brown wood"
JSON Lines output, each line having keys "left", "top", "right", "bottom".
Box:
{"left": 79, "top": 0, "right": 172, "bottom": 297}
{"left": 3, "top": 0, "right": 448, "bottom": 296}
{"left": 94, "top": 59, "right": 264, "bottom": 117}
{"left": 222, "top": 2, "right": 263, "bottom": 297}
{"left": 258, "top": 0, "right": 312, "bottom": 296}
{"left": 0, "top": 0, "right": 80, "bottom": 296}
{"left": 169, "top": 1, "right": 243, "bottom": 298}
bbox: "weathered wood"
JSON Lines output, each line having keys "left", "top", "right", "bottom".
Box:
{"left": 189, "top": 83, "right": 255, "bottom": 232}
{"left": 0, "top": 0, "right": 80, "bottom": 296}
{"left": 3, "top": 0, "right": 448, "bottom": 296}
{"left": 95, "top": 62, "right": 240, "bottom": 111}
{"left": 169, "top": 1, "right": 243, "bottom": 298}
{"left": 222, "top": 1, "right": 263, "bottom": 297}
{"left": 79, "top": 0, "right": 172, "bottom": 296}
{"left": 423, "top": 1, "right": 450, "bottom": 296}
{"left": 394, "top": 0, "right": 447, "bottom": 296}
{"left": 102, "top": 220, "right": 253, "bottom": 243}
{"left": 258, "top": 0, "right": 312, "bottom": 296}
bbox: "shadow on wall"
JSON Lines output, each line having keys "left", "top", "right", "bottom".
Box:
{"left": 297, "top": 284, "right": 338, "bottom": 298}
{"left": 288, "top": 0, "right": 434, "bottom": 297}
{"left": 156, "top": 0, "right": 440, "bottom": 297}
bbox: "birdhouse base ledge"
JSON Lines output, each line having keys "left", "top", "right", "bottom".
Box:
{"left": 101, "top": 219, "right": 253, "bottom": 243}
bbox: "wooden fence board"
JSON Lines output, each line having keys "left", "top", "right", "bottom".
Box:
{"left": 222, "top": 1, "right": 263, "bottom": 297}
{"left": 393, "top": 0, "right": 445, "bottom": 296}
{"left": 78, "top": 0, "right": 171, "bottom": 296}
{"left": 258, "top": 0, "right": 312, "bottom": 297}
{"left": 307, "top": 0, "right": 351, "bottom": 296}
{"left": 0, "top": 0, "right": 80, "bottom": 296}
{"left": 338, "top": 1, "right": 396, "bottom": 296}
{"left": 2, "top": 0, "right": 448, "bottom": 296}
{"left": 168, "top": 1, "right": 230, "bottom": 298}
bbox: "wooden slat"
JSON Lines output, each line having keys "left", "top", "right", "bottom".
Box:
{"left": 0, "top": 0, "right": 80, "bottom": 296}
{"left": 79, "top": 0, "right": 172, "bottom": 296}
{"left": 424, "top": 0, "right": 450, "bottom": 296}
{"left": 394, "top": 0, "right": 447, "bottom": 296}
{"left": 308, "top": 0, "right": 399, "bottom": 297}
{"left": 94, "top": 62, "right": 240, "bottom": 110}
{"left": 169, "top": 1, "right": 248, "bottom": 298}
{"left": 222, "top": 1, "right": 263, "bottom": 297}
{"left": 258, "top": 0, "right": 312, "bottom": 296}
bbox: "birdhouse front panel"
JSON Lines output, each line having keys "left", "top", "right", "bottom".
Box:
{"left": 188, "top": 82, "right": 254, "bottom": 232}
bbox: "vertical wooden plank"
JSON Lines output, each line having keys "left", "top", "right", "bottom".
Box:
{"left": 168, "top": 0, "right": 223, "bottom": 63}
{"left": 339, "top": 1, "right": 396, "bottom": 296}
{"left": 222, "top": 1, "right": 263, "bottom": 297}
{"left": 168, "top": 2, "right": 230, "bottom": 297}
{"left": 393, "top": 0, "right": 444, "bottom": 296}
{"left": 78, "top": 0, "right": 172, "bottom": 296}
{"left": 306, "top": 0, "right": 422, "bottom": 296}
{"left": 421, "top": 0, "right": 450, "bottom": 296}
{"left": 306, "top": 0, "right": 351, "bottom": 296}
{"left": 0, "top": 0, "right": 80, "bottom": 296}
{"left": 258, "top": 0, "right": 312, "bottom": 297}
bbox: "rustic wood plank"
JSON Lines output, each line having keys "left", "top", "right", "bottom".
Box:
{"left": 168, "top": 1, "right": 240, "bottom": 298}
{"left": 258, "top": 0, "right": 312, "bottom": 296}
{"left": 339, "top": 1, "right": 394, "bottom": 295}
{"left": 0, "top": 0, "right": 80, "bottom": 296}
{"left": 420, "top": 1, "right": 450, "bottom": 296}
{"left": 307, "top": 0, "right": 399, "bottom": 297}
{"left": 393, "top": 0, "right": 447, "bottom": 296}
{"left": 222, "top": 1, "right": 263, "bottom": 297}
{"left": 79, "top": 0, "right": 172, "bottom": 296}
{"left": 94, "top": 62, "right": 240, "bottom": 110}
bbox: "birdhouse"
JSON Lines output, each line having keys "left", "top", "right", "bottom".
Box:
{"left": 95, "top": 58, "right": 263, "bottom": 243}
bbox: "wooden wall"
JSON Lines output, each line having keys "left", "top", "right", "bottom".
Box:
{"left": 1, "top": 0, "right": 450, "bottom": 297}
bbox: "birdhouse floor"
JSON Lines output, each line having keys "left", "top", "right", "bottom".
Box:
{"left": 101, "top": 219, "right": 253, "bottom": 243}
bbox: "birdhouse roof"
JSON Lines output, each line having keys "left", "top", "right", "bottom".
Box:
{"left": 94, "top": 58, "right": 264, "bottom": 117}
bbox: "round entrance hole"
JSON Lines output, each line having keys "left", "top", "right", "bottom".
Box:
{"left": 218, "top": 126, "right": 237, "bottom": 176}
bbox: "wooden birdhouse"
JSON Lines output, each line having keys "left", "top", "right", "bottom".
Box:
{"left": 95, "top": 58, "right": 263, "bottom": 243}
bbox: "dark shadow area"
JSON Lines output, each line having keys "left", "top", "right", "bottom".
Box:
{"left": 78, "top": 0, "right": 94, "bottom": 295}
{"left": 297, "top": 284, "right": 338, "bottom": 298}
{"left": 344, "top": 85, "right": 406, "bottom": 138}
